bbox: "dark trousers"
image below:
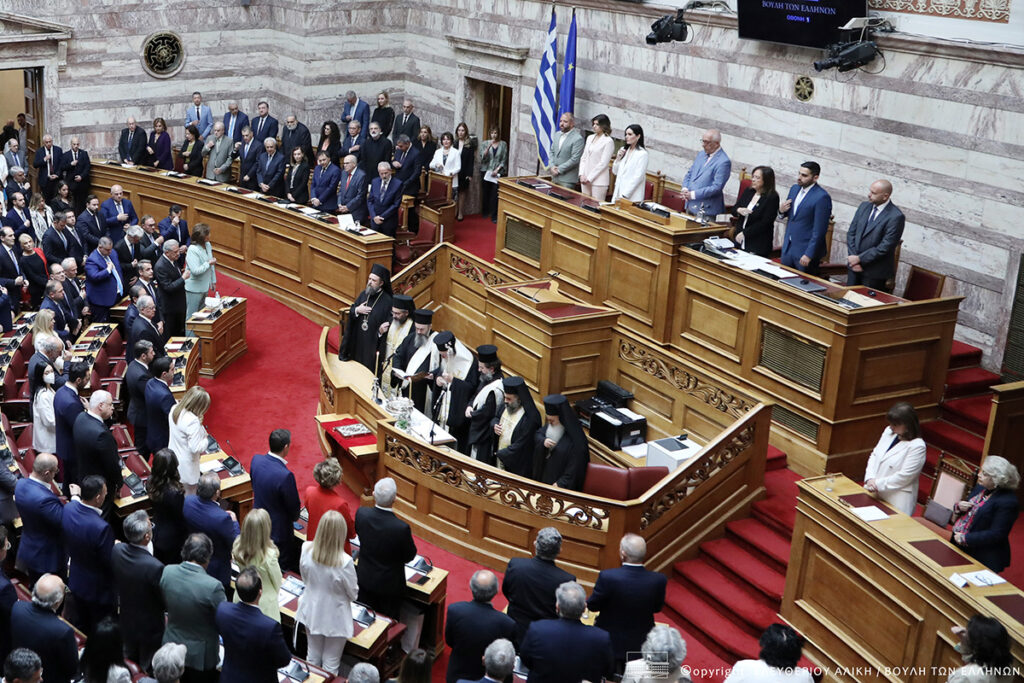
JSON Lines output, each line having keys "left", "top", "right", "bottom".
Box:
{"left": 91, "top": 303, "right": 112, "bottom": 322}
{"left": 182, "top": 667, "right": 219, "bottom": 683}
{"left": 123, "top": 630, "right": 164, "bottom": 673}
{"left": 482, "top": 179, "right": 500, "bottom": 220}
{"left": 163, "top": 309, "right": 186, "bottom": 337}
{"left": 847, "top": 269, "right": 893, "bottom": 293}
{"left": 358, "top": 586, "right": 402, "bottom": 620}
{"left": 67, "top": 594, "right": 115, "bottom": 636}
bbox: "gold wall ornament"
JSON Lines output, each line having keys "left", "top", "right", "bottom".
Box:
{"left": 795, "top": 76, "right": 815, "bottom": 102}
{"left": 141, "top": 32, "right": 186, "bottom": 79}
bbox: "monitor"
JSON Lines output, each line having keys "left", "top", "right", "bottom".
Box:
{"left": 737, "top": 0, "right": 868, "bottom": 49}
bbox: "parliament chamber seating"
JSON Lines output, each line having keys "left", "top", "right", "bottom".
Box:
{"left": 393, "top": 215, "right": 438, "bottom": 267}
{"left": 581, "top": 462, "right": 671, "bottom": 501}
{"left": 904, "top": 264, "right": 947, "bottom": 300}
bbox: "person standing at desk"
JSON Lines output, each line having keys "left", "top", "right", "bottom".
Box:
{"left": 846, "top": 179, "right": 905, "bottom": 292}
{"left": 778, "top": 161, "right": 832, "bottom": 275}
{"left": 547, "top": 113, "right": 584, "bottom": 191}
{"left": 863, "top": 402, "right": 926, "bottom": 516}
{"left": 502, "top": 526, "right": 575, "bottom": 645}
{"left": 184, "top": 223, "right": 216, "bottom": 321}
{"left": 680, "top": 129, "right": 731, "bottom": 217}
{"left": 354, "top": 477, "right": 417, "bottom": 619}
{"left": 731, "top": 165, "right": 780, "bottom": 258}
{"left": 611, "top": 124, "right": 648, "bottom": 203}
{"left": 338, "top": 263, "right": 393, "bottom": 372}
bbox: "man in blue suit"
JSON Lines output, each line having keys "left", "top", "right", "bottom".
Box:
{"left": 520, "top": 581, "right": 614, "bottom": 683}
{"left": 445, "top": 570, "right": 516, "bottom": 683}
{"left": 32, "top": 134, "right": 63, "bottom": 201}
{"left": 310, "top": 151, "right": 341, "bottom": 212}
{"left": 846, "top": 179, "right": 906, "bottom": 292}
{"left": 392, "top": 135, "right": 422, "bottom": 196}
{"left": 53, "top": 362, "right": 89, "bottom": 497}
{"left": 11, "top": 574, "right": 78, "bottom": 683}
{"left": 215, "top": 567, "right": 291, "bottom": 683}
{"left": 681, "top": 128, "right": 731, "bottom": 216}
{"left": 256, "top": 138, "right": 286, "bottom": 199}
{"left": 4, "top": 192, "right": 33, "bottom": 240}
{"left": 99, "top": 185, "right": 138, "bottom": 245}
{"left": 251, "top": 101, "right": 279, "bottom": 144}
{"left": 184, "top": 473, "right": 240, "bottom": 588}
{"left": 367, "top": 161, "right": 404, "bottom": 237}
{"left": 14, "top": 453, "right": 67, "bottom": 582}
{"left": 235, "top": 126, "right": 261, "bottom": 191}
{"left": 63, "top": 475, "right": 115, "bottom": 634}
{"left": 587, "top": 534, "right": 667, "bottom": 673}
{"left": 183, "top": 91, "right": 213, "bottom": 140}
{"left": 77, "top": 195, "right": 105, "bottom": 252}
{"left": 145, "top": 357, "right": 176, "bottom": 454}
{"left": 779, "top": 161, "right": 832, "bottom": 275}
{"left": 338, "top": 155, "right": 368, "bottom": 225}
{"left": 250, "top": 429, "right": 301, "bottom": 571}
{"left": 341, "top": 90, "right": 371, "bottom": 135}
{"left": 84, "top": 237, "right": 125, "bottom": 322}
{"left": 157, "top": 205, "right": 189, "bottom": 268}
{"left": 223, "top": 101, "right": 250, "bottom": 146}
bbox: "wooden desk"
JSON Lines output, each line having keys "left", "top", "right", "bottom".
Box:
{"left": 781, "top": 475, "right": 1024, "bottom": 680}
{"left": 89, "top": 162, "right": 393, "bottom": 326}
{"left": 114, "top": 452, "right": 252, "bottom": 518}
{"left": 165, "top": 337, "right": 201, "bottom": 398}
{"left": 186, "top": 297, "right": 247, "bottom": 377}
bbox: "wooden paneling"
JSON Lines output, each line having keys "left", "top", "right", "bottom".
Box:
{"left": 983, "top": 381, "right": 1024, "bottom": 504}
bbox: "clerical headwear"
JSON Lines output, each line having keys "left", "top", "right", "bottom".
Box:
{"left": 433, "top": 330, "right": 455, "bottom": 352}
{"left": 477, "top": 345, "right": 498, "bottom": 364}
{"left": 369, "top": 263, "right": 393, "bottom": 295}
{"left": 393, "top": 294, "right": 415, "bottom": 312}
{"left": 544, "top": 394, "right": 568, "bottom": 416}
{"left": 503, "top": 376, "right": 524, "bottom": 393}
{"left": 413, "top": 308, "right": 433, "bottom": 325}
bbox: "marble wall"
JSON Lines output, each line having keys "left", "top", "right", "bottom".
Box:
{"left": 2, "top": 0, "right": 1021, "bottom": 369}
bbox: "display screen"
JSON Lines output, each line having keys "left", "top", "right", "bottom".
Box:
{"left": 737, "top": 0, "right": 867, "bottom": 48}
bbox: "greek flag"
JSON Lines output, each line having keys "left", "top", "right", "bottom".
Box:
{"left": 531, "top": 6, "right": 558, "bottom": 166}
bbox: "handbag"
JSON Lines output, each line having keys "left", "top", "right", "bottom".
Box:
{"left": 923, "top": 499, "right": 953, "bottom": 527}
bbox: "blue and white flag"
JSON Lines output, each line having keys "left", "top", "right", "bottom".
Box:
{"left": 531, "top": 6, "right": 558, "bottom": 166}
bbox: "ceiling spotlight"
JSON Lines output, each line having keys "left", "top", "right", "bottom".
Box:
{"left": 813, "top": 41, "right": 879, "bottom": 72}
{"left": 646, "top": 10, "right": 688, "bottom": 45}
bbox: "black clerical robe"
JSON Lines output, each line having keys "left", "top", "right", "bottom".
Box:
{"left": 339, "top": 289, "right": 392, "bottom": 373}
{"left": 492, "top": 405, "right": 539, "bottom": 477}
{"left": 533, "top": 428, "right": 589, "bottom": 490}
{"left": 458, "top": 374, "right": 504, "bottom": 463}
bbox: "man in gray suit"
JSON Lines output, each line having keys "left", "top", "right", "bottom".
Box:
{"left": 202, "top": 122, "right": 234, "bottom": 182}
{"left": 846, "top": 179, "right": 906, "bottom": 292}
{"left": 547, "top": 113, "right": 584, "bottom": 189}
{"left": 160, "top": 533, "right": 225, "bottom": 683}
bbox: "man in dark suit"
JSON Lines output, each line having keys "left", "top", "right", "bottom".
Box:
{"left": 99, "top": 184, "right": 138, "bottom": 245}
{"left": 118, "top": 117, "right": 147, "bottom": 165}
{"left": 10, "top": 574, "right": 78, "bottom": 683}
{"left": 444, "top": 570, "right": 516, "bottom": 683}
{"left": 338, "top": 154, "right": 368, "bottom": 225}
{"left": 502, "top": 526, "right": 576, "bottom": 644}
{"left": 84, "top": 237, "right": 125, "bottom": 323}
{"left": 256, "top": 138, "right": 286, "bottom": 199}
{"left": 61, "top": 136, "right": 91, "bottom": 213}
{"left": 73, "top": 391, "right": 122, "bottom": 524}
{"left": 520, "top": 581, "right": 614, "bottom": 683}
{"left": 28, "top": 336, "right": 67, "bottom": 398}
{"left": 154, "top": 241, "right": 189, "bottom": 337}
{"left": 215, "top": 567, "right": 291, "bottom": 683}
{"left": 779, "top": 161, "right": 832, "bottom": 275}
{"left": 250, "top": 429, "right": 301, "bottom": 571}
{"left": 32, "top": 134, "right": 63, "bottom": 201}
{"left": 281, "top": 115, "right": 314, "bottom": 167}
{"left": 14, "top": 454, "right": 67, "bottom": 582}
{"left": 251, "top": 101, "right": 279, "bottom": 144}
{"left": 223, "top": 101, "right": 250, "bottom": 146}
{"left": 183, "top": 473, "right": 240, "bottom": 588}
{"left": 114, "top": 225, "right": 146, "bottom": 284}
{"left": 157, "top": 205, "right": 190, "bottom": 258}
{"left": 391, "top": 99, "right": 421, "bottom": 143}
{"left": 145, "top": 357, "right": 176, "bottom": 454}
{"left": 138, "top": 214, "right": 163, "bottom": 261}
{"left": 587, "top": 533, "right": 667, "bottom": 672}
{"left": 4, "top": 192, "right": 33, "bottom": 240}
{"left": 76, "top": 195, "right": 104, "bottom": 253}
{"left": 59, "top": 257, "right": 88, "bottom": 319}
{"left": 112, "top": 510, "right": 165, "bottom": 671}
{"left": 235, "top": 126, "right": 261, "bottom": 191}
{"left": 354, "top": 477, "right": 417, "bottom": 618}
{"left": 53, "top": 362, "right": 89, "bottom": 496}
{"left": 122, "top": 284, "right": 144, "bottom": 354}
{"left": 341, "top": 91, "right": 371, "bottom": 134}
{"left": 135, "top": 259, "right": 162, "bottom": 323}
{"left": 310, "top": 151, "right": 341, "bottom": 212}
{"left": 341, "top": 121, "right": 365, "bottom": 163}
{"left": 160, "top": 533, "right": 226, "bottom": 683}
{"left": 846, "top": 179, "right": 906, "bottom": 292}
{"left": 367, "top": 161, "right": 404, "bottom": 237}
{"left": 41, "top": 212, "right": 84, "bottom": 273}
{"left": 124, "top": 341, "right": 155, "bottom": 459}
{"left": 0, "top": 227, "right": 24, "bottom": 315}
{"left": 132, "top": 295, "right": 165, "bottom": 357}
{"left": 3, "top": 648, "right": 42, "bottom": 683}
{"left": 391, "top": 135, "right": 422, "bottom": 196}
{"left": 4, "top": 167, "right": 30, "bottom": 210}
{"left": 40, "top": 281, "right": 78, "bottom": 342}
{"left": 63, "top": 475, "right": 115, "bottom": 634}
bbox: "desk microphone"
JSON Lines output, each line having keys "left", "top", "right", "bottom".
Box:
{"left": 225, "top": 439, "right": 239, "bottom": 459}
{"left": 516, "top": 271, "right": 560, "bottom": 303}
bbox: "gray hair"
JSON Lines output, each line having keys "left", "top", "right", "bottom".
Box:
{"left": 373, "top": 477, "right": 397, "bottom": 507}
{"left": 348, "top": 662, "right": 380, "bottom": 683}
{"left": 981, "top": 455, "right": 1020, "bottom": 490}
{"left": 345, "top": 90, "right": 357, "bottom": 100}
{"left": 377, "top": 161, "right": 391, "bottom": 172}
{"left": 61, "top": 257, "right": 77, "bottom": 270}
{"left": 396, "top": 134, "right": 412, "bottom": 144}
{"left": 123, "top": 510, "right": 152, "bottom": 544}
{"left": 40, "top": 336, "right": 63, "bottom": 356}
{"left": 98, "top": 236, "right": 113, "bottom": 248}
{"left": 620, "top": 533, "right": 647, "bottom": 563}
{"left": 127, "top": 225, "right": 144, "bottom": 239}
{"left": 151, "top": 642, "right": 187, "bottom": 683}
{"left": 163, "top": 239, "right": 179, "bottom": 253}
{"left": 44, "top": 280, "right": 61, "bottom": 297}
{"left": 9, "top": 166, "right": 24, "bottom": 175}
{"left": 534, "top": 527, "right": 562, "bottom": 561}
{"left": 138, "top": 295, "right": 155, "bottom": 311}
{"left": 31, "top": 574, "right": 64, "bottom": 610}
{"left": 89, "top": 390, "right": 112, "bottom": 410}
{"left": 469, "top": 570, "right": 499, "bottom": 602}
{"left": 483, "top": 638, "right": 516, "bottom": 679}
{"left": 641, "top": 624, "right": 687, "bottom": 670}
{"left": 197, "top": 472, "right": 222, "bottom": 500}
{"left": 555, "top": 581, "right": 586, "bottom": 620}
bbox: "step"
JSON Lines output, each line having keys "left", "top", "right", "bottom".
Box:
{"left": 949, "top": 340, "right": 983, "bottom": 369}
{"left": 727, "top": 518, "right": 791, "bottom": 571}
{"left": 922, "top": 420, "right": 985, "bottom": 464}
{"left": 942, "top": 395, "right": 993, "bottom": 437}
{"left": 663, "top": 580, "right": 762, "bottom": 663}
{"left": 701, "top": 538, "right": 787, "bottom": 603}
{"left": 766, "top": 444, "right": 788, "bottom": 471}
{"left": 752, "top": 499, "right": 796, "bottom": 538}
{"left": 945, "top": 367, "right": 1002, "bottom": 399}
{"left": 675, "top": 558, "right": 778, "bottom": 631}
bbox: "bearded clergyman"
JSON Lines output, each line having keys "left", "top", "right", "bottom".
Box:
{"left": 339, "top": 263, "right": 392, "bottom": 374}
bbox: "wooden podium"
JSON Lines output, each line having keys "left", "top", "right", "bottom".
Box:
{"left": 186, "top": 297, "right": 247, "bottom": 377}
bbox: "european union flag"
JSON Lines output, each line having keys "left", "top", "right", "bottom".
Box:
{"left": 558, "top": 9, "right": 577, "bottom": 118}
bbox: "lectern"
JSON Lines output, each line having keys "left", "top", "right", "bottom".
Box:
{"left": 186, "top": 297, "right": 247, "bottom": 377}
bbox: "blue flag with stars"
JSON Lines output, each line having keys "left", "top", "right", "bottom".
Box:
{"left": 558, "top": 9, "right": 577, "bottom": 118}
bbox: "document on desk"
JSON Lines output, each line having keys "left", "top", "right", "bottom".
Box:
{"left": 850, "top": 505, "right": 889, "bottom": 522}
{"left": 199, "top": 459, "right": 225, "bottom": 473}
{"left": 962, "top": 569, "right": 1006, "bottom": 587}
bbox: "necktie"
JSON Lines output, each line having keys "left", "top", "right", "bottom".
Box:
{"left": 245, "top": 142, "right": 250, "bottom": 159}
{"left": 345, "top": 174, "right": 352, "bottom": 191}
{"left": 196, "top": 106, "right": 201, "bottom": 122}
{"left": 403, "top": 114, "right": 408, "bottom": 126}
{"left": 129, "top": 242, "right": 134, "bottom": 259}
{"left": 127, "top": 131, "right": 133, "bottom": 147}
{"left": 869, "top": 207, "right": 879, "bottom": 222}
{"left": 229, "top": 115, "right": 235, "bottom": 137}
{"left": 73, "top": 151, "right": 77, "bottom": 163}
{"left": 382, "top": 180, "right": 389, "bottom": 195}
{"left": 59, "top": 231, "right": 67, "bottom": 249}
{"left": 9, "top": 249, "right": 19, "bottom": 275}
{"left": 257, "top": 118, "right": 264, "bottom": 136}
{"left": 116, "top": 202, "right": 123, "bottom": 217}
{"left": 106, "top": 256, "right": 123, "bottom": 295}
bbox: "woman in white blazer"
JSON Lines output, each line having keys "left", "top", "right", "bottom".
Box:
{"left": 295, "top": 510, "right": 359, "bottom": 675}
{"left": 429, "top": 131, "right": 462, "bottom": 191}
{"left": 864, "top": 402, "right": 927, "bottom": 515}
{"left": 611, "top": 124, "right": 649, "bottom": 203}
{"left": 167, "top": 386, "right": 211, "bottom": 496}
{"left": 579, "top": 113, "right": 615, "bottom": 201}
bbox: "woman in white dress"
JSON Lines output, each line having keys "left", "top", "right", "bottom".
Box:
{"left": 429, "top": 131, "right": 462, "bottom": 192}
{"left": 611, "top": 124, "right": 649, "bottom": 202}
{"left": 295, "top": 510, "right": 359, "bottom": 675}
{"left": 863, "top": 402, "right": 927, "bottom": 515}
{"left": 167, "top": 385, "right": 211, "bottom": 496}
{"left": 579, "top": 113, "right": 615, "bottom": 201}
{"left": 31, "top": 362, "right": 57, "bottom": 454}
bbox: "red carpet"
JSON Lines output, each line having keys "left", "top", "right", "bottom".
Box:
{"left": 449, "top": 214, "right": 496, "bottom": 262}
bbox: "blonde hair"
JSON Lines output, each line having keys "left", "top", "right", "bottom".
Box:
{"left": 312, "top": 510, "right": 347, "bottom": 567}
{"left": 232, "top": 508, "right": 277, "bottom": 567}
{"left": 172, "top": 385, "right": 210, "bottom": 423}
{"left": 32, "top": 309, "right": 56, "bottom": 338}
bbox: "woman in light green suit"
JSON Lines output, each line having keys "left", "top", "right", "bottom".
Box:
{"left": 185, "top": 222, "right": 217, "bottom": 319}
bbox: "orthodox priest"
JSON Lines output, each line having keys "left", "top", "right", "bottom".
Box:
{"left": 382, "top": 293, "right": 415, "bottom": 363}
{"left": 492, "top": 377, "right": 541, "bottom": 477}
{"left": 455, "top": 345, "right": 504, "bottom": 462}
{"left": 339, "top": 263, "right": 392, "bottom": 373}
{"left": 392, "top": 308, "right": 437, "bottom": 411}
{"left": 534, "top": 394, "right": 589, "bottom": 490}
{"left": 427, "top": 331, "right": 476, "bottom": 431}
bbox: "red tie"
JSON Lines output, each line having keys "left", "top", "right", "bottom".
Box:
{"left": 345, "top": 174, "right": 352, "bottom": 190}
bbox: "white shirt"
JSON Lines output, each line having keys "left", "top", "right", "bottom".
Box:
{"left": 723, "top": 659, "right": 814, "bottom": 683}
{"left": 168, "top": 408, "right": 208, "bottom": 486}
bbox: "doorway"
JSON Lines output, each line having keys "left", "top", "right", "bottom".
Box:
{"left": 0, "top": 67, "right": 44, "bottom": 182}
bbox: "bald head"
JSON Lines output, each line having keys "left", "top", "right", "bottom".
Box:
{"left": 868, "top": 179, "right": 893, "bottom": 206}
{"left": 33, "top": 452, "right": 58, "bottom": 478}
{"left": 701, "top": 129, "right": 722, "bottom": 154}
{"left": 619, "top": 533, "right": 647, "bottom": 563}
{"left": 469, "top": 570, "right": 499, "bottom": 602}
